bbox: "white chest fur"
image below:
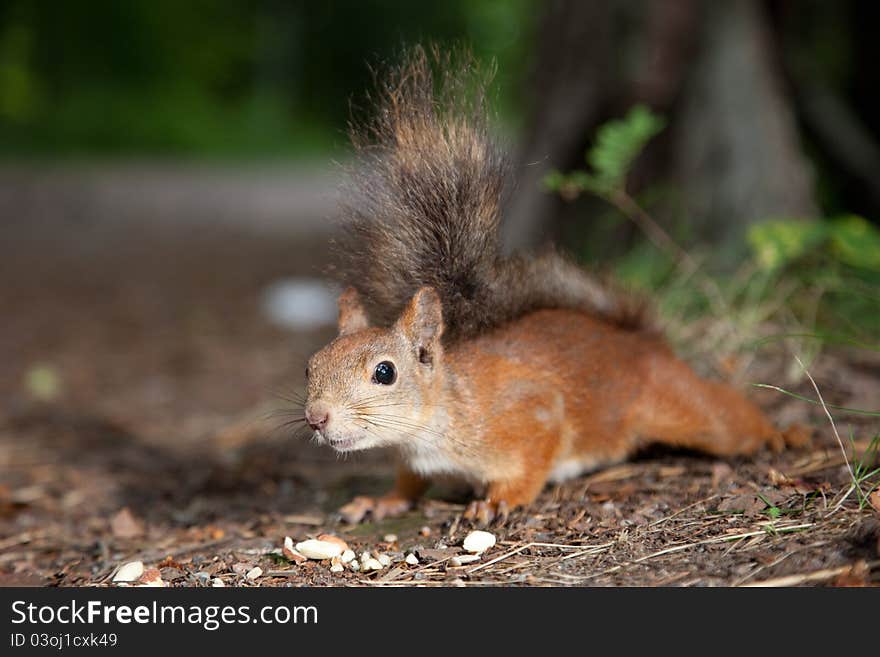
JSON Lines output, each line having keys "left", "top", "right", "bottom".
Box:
{"left": 403, "top": 442, "right": 467, "bottom": 477}
{"left": 547, "top": 456, "right": 601, "bottom": 483}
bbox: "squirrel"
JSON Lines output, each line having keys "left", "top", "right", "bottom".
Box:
{"left": 302, "top": 46, "right": 809, "bottom": 524}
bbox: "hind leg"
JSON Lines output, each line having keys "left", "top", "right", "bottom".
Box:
{"left": 629, "top": 355, "right": 809, "bottom": 456}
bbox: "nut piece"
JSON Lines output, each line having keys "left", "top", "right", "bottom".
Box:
{"left": 282, "top": 536, "right": 307, "bottom": 563}
{"left": 462, "top": 530, "right": 496, "bottom": 554}
{"left": 362, "top": 557, "right": 384, "bottom": 571}
{"left": 340, "top": 549, "right": 356, "bottom": 564}
{"left": 113, "top": 561, "right": 145, "bottom": 583}
{"left": 383, "top": 534, "right": 398, "bottom": 543}
{"left": 296, "top": 539, "right": 344, "bottom": 560}
{"left": 316, "top": 534, "right": 350, "bottom": 552}
{"left": 405, "top": 553, "right": 419, "bottom": 566}
{"left": 245, "top": 566, "right": 263, "bottom": 580}
{"left": 376, "top": 553, "right": 392, "bottom": 567}
{"left": 211, "top": 578, "right": 225, "bottom": 587}
{"left": 449, "top": 554, "right": 481, "bottom": 567}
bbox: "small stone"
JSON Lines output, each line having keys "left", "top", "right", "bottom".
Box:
{"left": 419, "top": 526, "right": 432, "bottom": 537}
{"left": 340, "top": 549, "right": 356, "bottom": 564}
{"left": 405, "top": 553, "right": 419, "bottom": 566}
{"left": 296, "top": 539, "right": 344, "bottom": 560}
{"left": 245, "top": 566, "right": 263, "bottom": 580}
{"left": 316, "top": 533, "right": 350, "bottom": 552}
{"left": 113, "top": 561, "right": 144, "bottom": 583}
{"left": 377, "top": 553, "right": 392, "bottom": 567}
{"left": 193, "top": 571, "right": 211, "bottom": 585}
{"left": 159, "top": 567, "right": 185, "bottom": 582}
{"left": 383, "top": 534, "right": 398, "bottom": 543}
{"left": 462, "top": 530, "right": 496, "bottom": 554}
{"left": 231, "top": 562, "right": 252, "bottom": 575}
{"left": 363, "top": 557, "right": 384, "bottom": 571}
{"left": 211, "top": 578, "right": 225, "bottom": 587}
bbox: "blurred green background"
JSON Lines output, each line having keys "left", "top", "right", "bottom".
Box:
{"left": 1, "top": 0, "right": 878, "bottom": 347}
{"left": 0, "top": 0, "right": 532, "bottom": 158}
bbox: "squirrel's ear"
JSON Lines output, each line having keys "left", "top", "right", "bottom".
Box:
{"left": 337, "top": 287, "right": 370, "bottom": 336}
{"left": 396, "top": 287, "right": 444, "bottom": 365}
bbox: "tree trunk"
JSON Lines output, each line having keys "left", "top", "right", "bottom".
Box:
{"left": 673, "top": 0, "right": 817, "bottom": 255}
{"left": 501, "top": 0, "right": 613, "bottom": 253}
{"left": 507, "top": 0, "right": 818, "bottom": 264}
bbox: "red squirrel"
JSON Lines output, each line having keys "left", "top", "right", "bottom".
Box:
{"left": 302, "top": 47, "right": 808, "bottom": 524}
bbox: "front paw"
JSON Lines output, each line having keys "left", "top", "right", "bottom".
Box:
{"left": 338, "top": 495, "right": 413, "bottom": 524}
{"left": 463, "top": 499, "right": 509, "bottom": 526}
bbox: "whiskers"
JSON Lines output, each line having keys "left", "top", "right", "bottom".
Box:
{"left": 266, "top": 388, "right": 311, "bottom": 442}
{"left": 348, "top": 396, "right": 481, "bottom": 461}
{"left": 267, "top": 389, "right": 483, "bottom": 463}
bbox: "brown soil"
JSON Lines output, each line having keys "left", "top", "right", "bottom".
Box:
{"left": 1, "top": 216, "right": 878, "bottom": 587}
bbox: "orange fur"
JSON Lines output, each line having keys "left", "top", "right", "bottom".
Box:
{"left": 307, "top": 47, "right": 807, "bottom": 525}
{"left": 305, "top": 289, "right": 808, "bottom": 524}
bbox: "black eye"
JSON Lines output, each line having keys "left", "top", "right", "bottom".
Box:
{"left": 373, "top": 361, "right": 396, "bottom": 385}
{"left": 305, "top": 366, "right": 310, "bottom": 380}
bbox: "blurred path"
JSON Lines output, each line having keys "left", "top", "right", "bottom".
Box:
{"left": 0, "top": 161, "right": 341, "bottom": 241}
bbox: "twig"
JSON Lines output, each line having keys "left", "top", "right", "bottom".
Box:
{"left": 794, "top": 355, "right": 857, "bottom": 511}
{"left": 740, "top": 560, "right": 878, "bottom": 587}
{"left": 647, "top": 494, "right": 719, "bottom": 528}
{"left": 467, "top": 544, "right": 533, "bottom": 574}
{"left": 610, "top": 190, "right": 694, "bottom": 268}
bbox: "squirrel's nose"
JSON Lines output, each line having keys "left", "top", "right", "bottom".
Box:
{"left": 305, "top": 404, "right": 330, "bottom": 431}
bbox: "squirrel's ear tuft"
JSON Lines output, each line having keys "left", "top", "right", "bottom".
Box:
{"left": 337, "top": 287, "right": 370, "bottom": 336}
{"left": 397, "top": 287, "right": 444, "bottom": 364}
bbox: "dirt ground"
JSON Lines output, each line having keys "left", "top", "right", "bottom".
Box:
{"left": 1, "top": 210, "right": 879, "bottom": 587}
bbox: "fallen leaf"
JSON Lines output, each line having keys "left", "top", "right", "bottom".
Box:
{"left": 832, "top": 561, "right": 870, "bottom": 587}
{"left": 139, "top": 568, "right": 163, "bottom": 586}
{"left": 768, "top": 468, "right": 792, "bottom": 487}
{"left": 869, "top": 487, "right": 880, "bottom": 514}
{"left": 711, "top": 463, "right": 734, "bottom": 488}
{"left": 717, "top": 494, "right": 765, "bottom": 515}
{"left": 159, "top": 567, "right": 185, "bottom": 581}
{"left": 110, "top": 508, "right": 144, "bottom": 539}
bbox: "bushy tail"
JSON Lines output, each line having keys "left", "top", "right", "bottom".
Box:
{"left": 337, "top": 45, "right": 649, "bottom": 343}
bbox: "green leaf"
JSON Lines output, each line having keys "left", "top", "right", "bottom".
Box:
{"left": 747, "top": 218, "right": 827, "bottom": 270}
{"left": 584, "top": 104, "right": 665, "bottom": 195}
{"left": 829, "top": 215, "right": 880, "bottom": 271}
{"left": 542, "top": 170, "right": 565, "bottom": 192}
